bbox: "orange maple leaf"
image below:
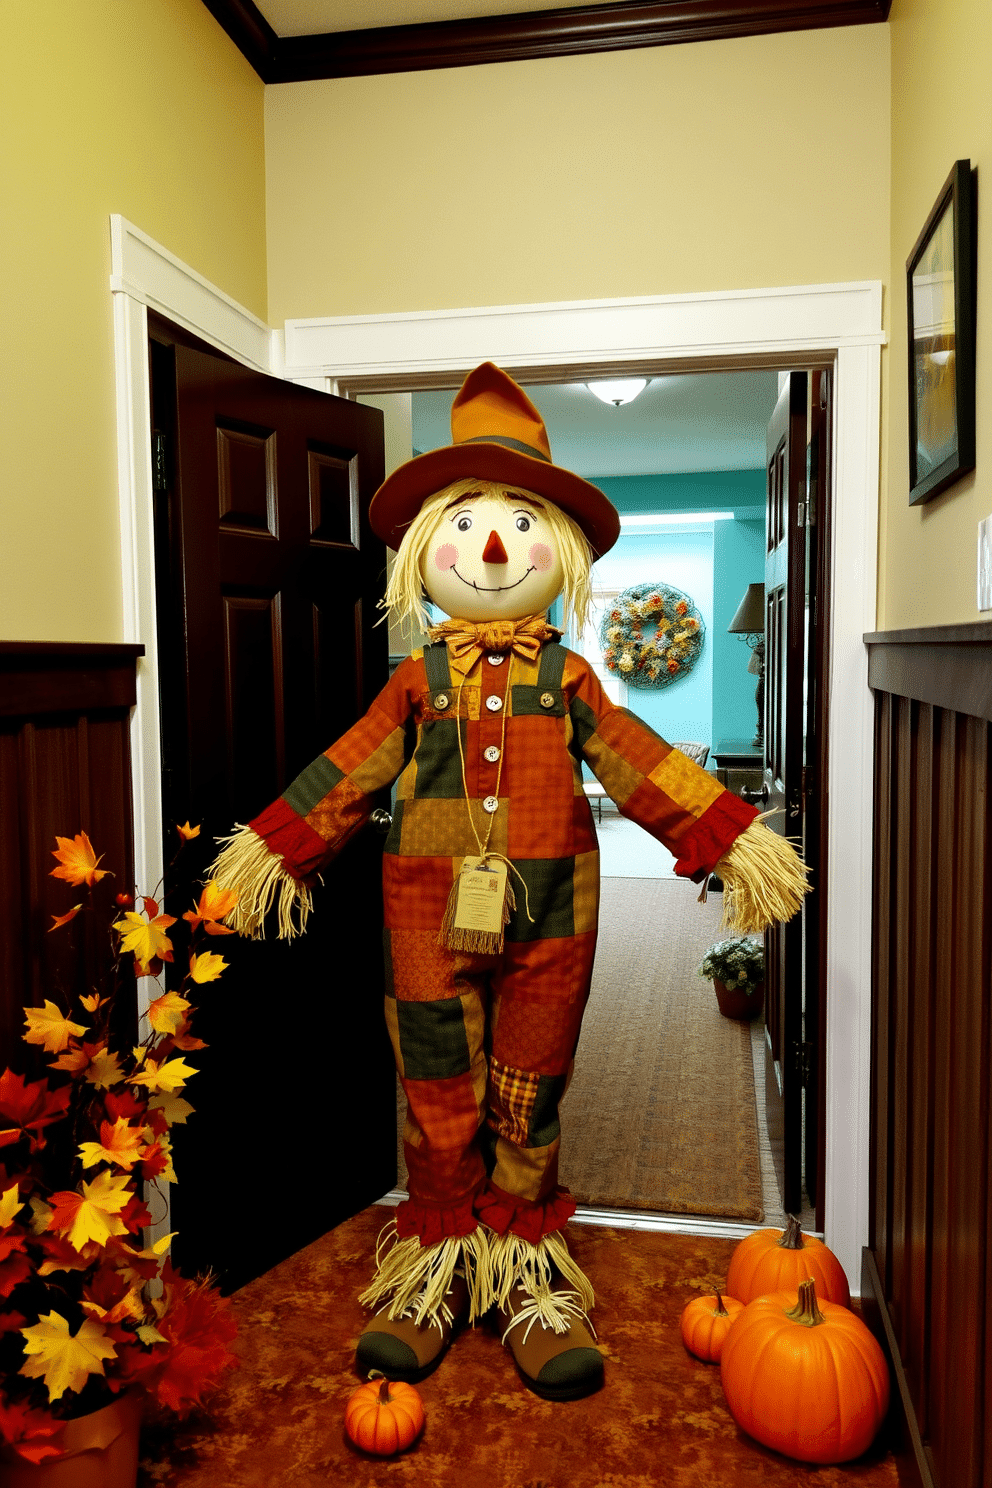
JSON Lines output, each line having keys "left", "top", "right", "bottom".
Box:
{"left": 49, "top": 1172, "right": 133, "bottom": 1251}
{"left": 22, "top": 1002, "right": 88, "bottom": 1055}
{"left": 48, "top": 905, "right": 82, "bottom": 932}
{"left": 176, "top": 821, "right": 201, "bottom": 841}
{"left": 77, "top": 1117, "right": 147, "bottom": 1172}
{"left": 146, "top": 991, "right": 190, "bottom": 1037}
{"left": 183, "top": 881, "right": 237, "bottom": 936}
{"left": 50, "top": 833, "right": 109, "bottom": 888}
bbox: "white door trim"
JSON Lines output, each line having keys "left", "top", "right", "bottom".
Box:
{"left": 111, "top": 215, "right": 881, "bottom": 1287}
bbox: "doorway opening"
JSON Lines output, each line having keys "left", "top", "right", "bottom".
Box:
{"left": 365, "top": 364, "right": 829, "bottom": 1237}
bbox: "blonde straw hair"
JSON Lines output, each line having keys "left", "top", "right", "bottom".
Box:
{"left": 381, "top": 479, "right": 594, "bottom": 638}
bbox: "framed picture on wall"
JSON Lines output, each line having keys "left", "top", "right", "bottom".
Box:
{"left": 906, "top": 159, "right": 976, "bottom": 505}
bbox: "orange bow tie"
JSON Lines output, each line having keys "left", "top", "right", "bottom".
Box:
{"left": 427, "top": 614, "right": 561, "bottom": 667}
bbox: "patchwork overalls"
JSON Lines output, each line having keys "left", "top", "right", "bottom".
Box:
{"left": 246, "top": 635, "right": 757, "bottom": 1251}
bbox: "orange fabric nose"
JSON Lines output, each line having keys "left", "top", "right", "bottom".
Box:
{"left": 482, "top": 530, "right": 509, "bottom": 564}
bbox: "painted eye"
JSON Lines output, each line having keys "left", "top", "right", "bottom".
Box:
{"left": 456, "top": 514, "right": 473, "bottom": 532}
{"left": 515, "top": 515, "right": 532, "bottom": 532}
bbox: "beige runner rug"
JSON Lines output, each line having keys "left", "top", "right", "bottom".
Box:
{"left": 558, "top": 876, "right": 764, "bottom": 1221}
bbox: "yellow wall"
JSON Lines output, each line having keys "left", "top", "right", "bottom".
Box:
{"left": 0, "top": 0, "right": 267, "bottom": 642}
{"left": 265, "top": 26, "right": 890, "bottom": 322}
{"left": 882, "top": 0, "right": 992, "bottom": 627}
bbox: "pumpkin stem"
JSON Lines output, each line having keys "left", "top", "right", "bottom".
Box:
{"left": 713, "top": 1292, "right": 729, "bottom": 1316}
{"left": 366, "top": 1369, "right": 393, "bottom": 1403}
{"left": 785, "top": 1277, "right": 827, "bottom": 1327}
{"left": 776, "top": 1214, "right": 805, "bottom": 1251}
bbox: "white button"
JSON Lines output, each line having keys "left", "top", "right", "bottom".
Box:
{"left": 486, "top": 694, "right": 503, "bottom": 712}
{"left": 483, "top": 795, "right": 499, "bottom": 813}
{"left": 488, "top": 653, "right": 505, "bottom": 666}
{"left": 484, "top": 745, "right": 500, "bottom": 763}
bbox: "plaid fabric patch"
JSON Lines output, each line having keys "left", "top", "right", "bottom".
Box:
{"left": 487, "top": 1058, "right": 539, "bottom": 1147}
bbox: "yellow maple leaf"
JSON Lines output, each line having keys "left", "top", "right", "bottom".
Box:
{"left": 137, "top": 1323, "right": 168, "bottom": 1346}
{"left": 148, "top": 1090, "right": 195, "bottom": 1126}
{"left": 128, "top": 1057, "right": 197, "bottom": 1095}
{"left": 19, "top": 1312, "right": 117, "bottom": 1401}
{"left": 29, "top": 1197, "right": 53, "bottom": 1235}
{"left": 50, "top": 1171, "right": 133, "bottom": 1251}
{"left": 189, "top": 951, "right": 228, "bottom": 984}
{"left": 84, "top": 1047, "right": 124, "bottom": 1090}
{"left": 176, "top": 821, "right": 201, "bottom": 841}
{"left": 79, "top": 993, "right": 106, "bottom": 1013}
{"left": 0, "top": 1183, "right": 23, "bottom": 1228}
{"left": 146, "top": 990, "right": 190, "bottom": 1036}
{"left": 50, "top": 833, "right": 109, "bottom": 888}
{"left": 113, "top": 906, "right": 176, "bottom": 974}
{"left": 77, "top": 1117, "right": 147, "bottom": 1172}
{"left": 23, "top": 1001, "right": 88, "bottom": 1055}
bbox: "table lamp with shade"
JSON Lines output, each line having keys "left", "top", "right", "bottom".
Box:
{"left": 728, "top": 582, "right": 765, "bottom": 750}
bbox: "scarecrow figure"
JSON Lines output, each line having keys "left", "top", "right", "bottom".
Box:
{"left": 210, "top": 363, "right": 807, "bottom": 1401}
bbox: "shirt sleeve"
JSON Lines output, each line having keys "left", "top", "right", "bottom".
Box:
{"left": 566, "top": 656, "right": 758, "bottom": 882}
{"left": 246, "top": 656, "right": 419, "bottom": 881}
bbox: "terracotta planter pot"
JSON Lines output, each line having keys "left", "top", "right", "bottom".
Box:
{"left": 713, "top": 978, "right": 764, "bottom": 1021}
{"left": 0, "top": 1393, "right": 142, "bottom": 1488}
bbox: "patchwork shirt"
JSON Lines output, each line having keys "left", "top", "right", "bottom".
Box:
{"left": 248, "top": 639, "right": 758, "bottom": 948}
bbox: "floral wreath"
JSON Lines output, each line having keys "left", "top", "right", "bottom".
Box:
{"left": 599, "top": 581, "right": 705, "bottom": 689}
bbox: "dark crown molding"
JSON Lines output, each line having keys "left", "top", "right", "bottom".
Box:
{"left": 202, "top": 0, "right": 891, "bottom": 83}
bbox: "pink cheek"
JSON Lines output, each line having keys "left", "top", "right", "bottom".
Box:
{"left": 434, "top": 543, "right": 458, "bottom": 571}
{"left": 529, "top": 542, "right": 554, "bottom": 572}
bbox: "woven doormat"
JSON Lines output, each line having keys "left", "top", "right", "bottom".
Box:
{"left": 558, "top": 876, "right": 764, "bottom": 1221}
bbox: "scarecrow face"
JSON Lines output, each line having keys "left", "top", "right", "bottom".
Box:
{"left": 421, "top": 492, "right": 565, "bottom": 622}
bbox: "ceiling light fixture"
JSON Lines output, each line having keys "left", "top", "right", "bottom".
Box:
{"left": 586, "top": 378, "right": 648, "bottom": 407}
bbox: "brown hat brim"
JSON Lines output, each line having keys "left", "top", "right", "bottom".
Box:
{"left": 369, "top": 441, "right": 620, "bottom": 558}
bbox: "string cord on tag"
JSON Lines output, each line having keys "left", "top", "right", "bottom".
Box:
{"left": 453, "top": 658, "right": 535, "bottom": 926}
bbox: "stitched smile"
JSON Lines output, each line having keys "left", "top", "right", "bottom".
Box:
{"left": 452, "top": 565, "right": 536, "bottom": 593}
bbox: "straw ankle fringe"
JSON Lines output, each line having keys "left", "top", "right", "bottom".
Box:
{"left": 208, "top": 824, "right": 312, "bottom": 941}
{"left": 715, "top": 813, "right": 810, "bottom": 933}
{"left": 359, "top": 1221, "right": 492, "bottom": 1328}
{"left": 488, "top": 1228, "right": 596, "bottom": 1344}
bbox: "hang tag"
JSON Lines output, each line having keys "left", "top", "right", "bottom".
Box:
{"left": 453, "top": 856, "right": 509, "bottom": 935}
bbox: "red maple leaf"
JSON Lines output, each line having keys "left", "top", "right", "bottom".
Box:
{"left": 142, "top": 1265, "right": 238, "bottom": 1415}
{"left": 103, "top": 1090, "right": 146, "bottom": 1123}
{"left": 0, "top": 1396, "right": 65, "bottom": 1465}
{"left": 119, "top": 1193, "right": 153, "bottom": 1234}
{"left": 139, "top": 1142, "right": 169, "bottom": 1181}
{"left": 0, "top": 1071, "right": 71, "bottom": 1151}
{"left": 0, "top": 1250, "right": 31, "bottom": 1298}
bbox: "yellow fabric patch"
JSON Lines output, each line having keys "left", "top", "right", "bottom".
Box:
{"left": 572, "top": 850, "right": 600, "bottom": 935}
{"left": 398, "top": 797, "right": 509, "bottom": 858}
{"left": 649, "top": 747, "right": 723, "bottom": 816}
{"left": 349, "top": 726, "right": 407, "bottom": 796}
{"left": 582, "top": 735, "right": 642, "bottom": 807}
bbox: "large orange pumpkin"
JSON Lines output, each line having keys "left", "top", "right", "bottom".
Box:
{"left": 344, "top": 1374, "right": 424, "bottom": 1455}
{"left": 725, "top": 1215, "right": 850, "bottom": 1306}
{"left": 721, "top": 1279, "right": 890, "bottom": 1464}
{"left": 679, "top": 1292, "right": 745, "bottom": 1363}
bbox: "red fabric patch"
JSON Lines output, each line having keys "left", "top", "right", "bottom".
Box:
{"left": 394, "top": 1196, "right": 479, "bottom": 1245}
{"left": 474, "top": 1182, "right": 577, "bottom": 1243}
{"left": 249, "top": 799, "right": 329, "bottom": 881}
{"left": 673, "top": 793, "right": 758, "bottom": 880}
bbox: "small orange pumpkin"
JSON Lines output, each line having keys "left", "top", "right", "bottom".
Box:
{"left": 725, "top": 1214, "right": 850, "bottom": 1306}
{"left": 344, "top": 1373, "right": 424, "bottom": 1456}
{"left": 720, "top": 1278, "right": 890, "bottom": 1464}
{"left": 679, "top": 1291, "right": 744, "bottom": 1363}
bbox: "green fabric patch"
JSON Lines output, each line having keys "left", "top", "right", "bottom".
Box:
{"left": 511, "top": 685, "right": 565, "bottom": 718}
{"left": 384, "top": 798, "right": 404, "bottom": 853}
{"left": 505, "top": 857, "right": 574, "bottom": 943}
{"left": 413, "top": 720, "right": 465, "bottom": 797}
{"left": 529, "top": 1073, "right": 567, "bottom": 1147}
{"left": 568, "top": 697, "right": 598, "bottom": 757}
{"left": 423, "top": 641, "right": 452, "bottom": 693}
{"left": 395, "top": 996, "right": 471, "bottom": 1080}
{"left": 283, "top": 753, "right": 345, "bottom": 817}
{"left": 537, "top": 642, "right": 567, "bottom": 690}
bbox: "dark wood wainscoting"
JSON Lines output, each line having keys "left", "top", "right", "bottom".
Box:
{"left": 864, "top": 623, "right": 992, "bottom": 1488}
{"left": 0, "top": 643, "right": 143, "bottom": 1065}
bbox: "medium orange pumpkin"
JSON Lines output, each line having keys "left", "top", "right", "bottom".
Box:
{"left": 679, "top": 1292, "right": 745, "bottom": 1363}
{"left": 725, "top": 1215, "right": 850, "bottom": 1306}
{"left": 344, "top": 1374, "right": 425, "bottom": 1455}
{"left": 721, "top": 1279, "right": 890, "bottom": 1464}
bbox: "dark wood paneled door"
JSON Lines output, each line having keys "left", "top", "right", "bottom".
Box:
{"left": 763, "top": 372, "right": 808, "bottom": 1217}
{"left": 150, "top": 331, "right": 396, "bottom": 1290}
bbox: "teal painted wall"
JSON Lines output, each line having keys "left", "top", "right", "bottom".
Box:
{"left": 589, "top": 472, "right": 766, "bottom": 748}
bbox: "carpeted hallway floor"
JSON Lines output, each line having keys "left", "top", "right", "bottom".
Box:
{"left": 138, "top": 1206, "right": 900, "bottom": 1488}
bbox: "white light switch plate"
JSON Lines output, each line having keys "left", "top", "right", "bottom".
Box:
{"left": 979, "top": 516, "right": 992, "bottom": 611}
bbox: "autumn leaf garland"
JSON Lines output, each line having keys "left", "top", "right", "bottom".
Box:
{"left": 0, "top": 830, "right": 240, "bottom": 1463}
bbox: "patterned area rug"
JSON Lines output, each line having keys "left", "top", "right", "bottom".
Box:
{"left": 559, "top": 877, "right": 764, "bottom": 1221}
{"left": 137, "top": 1206, "right": 899, "bottom": 1488}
